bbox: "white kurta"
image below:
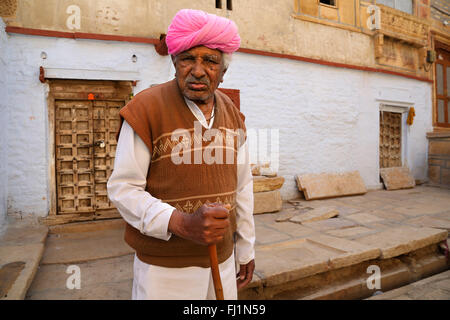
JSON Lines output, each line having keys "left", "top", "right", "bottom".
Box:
{"left": 107, "top": 97, "right": 255, "bottom": 300}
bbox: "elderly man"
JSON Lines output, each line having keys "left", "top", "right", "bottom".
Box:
{"left": 107, "top": 9, "right": 255, "bottom": 300}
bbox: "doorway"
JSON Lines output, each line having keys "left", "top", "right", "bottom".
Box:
{"left": 379, "top": 110, "right": 403, "bottom": 168}
{"left": 48, "top": 80, "right": 132, "bottom": 223}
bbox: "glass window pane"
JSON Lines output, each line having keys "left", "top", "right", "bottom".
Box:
{"left": 437, "top": 64, "right": 444, "bottom": 96}
{"left": 377, "top": 0, "right": 395, "bottom": 8}
{"left": 437, "top": 100, "right": 445, "bottom": 123}
{"left": 447, "top": 67, "right": 450, "bottom": 97}
{"left": 395, "top": 0, "right": 412, "bottom": 14}
{"left": 448, "top": 101, "right": 450, "bottom": 124}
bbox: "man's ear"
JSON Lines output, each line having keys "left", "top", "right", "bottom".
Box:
{"left": 220, "top": 68, "right": 228, "bottom": 83}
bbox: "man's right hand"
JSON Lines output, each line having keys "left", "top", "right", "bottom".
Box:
{"left": 168, "top": 203, "right": 230, "bottom": 245}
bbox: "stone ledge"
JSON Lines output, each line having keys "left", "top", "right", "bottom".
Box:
{"left": 0, "top": 244, "right": 45, "bottom": 300}
{"left": 0, "top": 222, "right": 48, "bottom": 300}
{"left": 253, "top": 233, "right": 380, "bottom": 288}
{"left": 358, "top": 226, "right": 448, "bottom": 259}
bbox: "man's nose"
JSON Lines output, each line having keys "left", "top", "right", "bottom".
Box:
{"left": 191, "top": 60, "right": 206, "bottom": 79}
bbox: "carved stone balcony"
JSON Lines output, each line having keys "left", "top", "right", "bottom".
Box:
{"left": 376, "top": 4, "right": 429, "bottom": 48}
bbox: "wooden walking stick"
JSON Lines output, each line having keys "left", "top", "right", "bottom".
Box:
{"left": 208, "top": 203, "right": 231, "bottom": 300}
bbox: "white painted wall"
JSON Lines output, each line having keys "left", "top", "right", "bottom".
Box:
{"left": 2, "top": 34, "right": 433, "bottom": 220}
{"left": 225, "top": 52, "right": 432, "bottom": 199}
{"left": 0, "top": 18, "right": 9, "bottom": 233}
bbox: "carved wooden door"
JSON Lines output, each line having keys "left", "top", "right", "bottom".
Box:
{"left": 55, "top": 92, "right": 128, "bottom": 216}
{"left": 379, "top": 111, "right": 402, "bottom": 168}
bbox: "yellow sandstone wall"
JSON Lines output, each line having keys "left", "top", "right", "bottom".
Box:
{"left": 2, "top": 0, "right": 447, "bottom": 79}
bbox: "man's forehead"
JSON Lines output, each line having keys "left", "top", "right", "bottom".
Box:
{"left": 178, "top": 46, "right": 223, "bottom": 57}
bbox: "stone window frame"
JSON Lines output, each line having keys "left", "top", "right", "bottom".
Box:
{"left": 318, "top": 0, "right": 338, "bottom": 8}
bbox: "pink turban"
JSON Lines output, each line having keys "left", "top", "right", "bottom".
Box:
{"left": 166, "top": 9, "right": 241, "bottom": 56}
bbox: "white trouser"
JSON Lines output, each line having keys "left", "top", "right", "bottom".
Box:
{"left": 132, "top": 251, "right": 238, "bottom": 300}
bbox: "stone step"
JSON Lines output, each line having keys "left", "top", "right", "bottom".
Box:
{"left": 0, "top": 222, "right": 48, "bottom": 300}
{"left": 253, "top": 176, "right": 285, "bottom": 193}
{"left": 253, "top": 190, "right": 283, "bottom": 214}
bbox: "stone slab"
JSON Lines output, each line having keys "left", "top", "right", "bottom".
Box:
{"left": 0, "top": 243, "right": 45, "bottom": 300}
{"left": 253, "top": 176, "right": 285, "bottom": 193}
{"left": 296, "top": 171, "right": 367, "bottom": 200}
{"left": 255, "top": 233, "right": 380, "bottom": 287}
{"left": 367, "top": 210, "right": 409, "bottom": 222}
{"left": 49, "top": 219, "right": 125, "bottom": 234}
{"left": 41, "top": 227, "right": 134, "bottom": 265}
{"left": 299, "top": 217, "right": 359, "bottom": 232}
{"left": 253, "top": 190, "right": 282, "bottom": 214}
{"left": 289, "top": 207, "right": 339, "bottom": 224}
{"left": 275, "top": 208, "right": 298, "bottom": 222}
{"left": 325, "top": 226, "right": 374, "bottom": 239}
{"left": 404, "top": 216, "right": 450, "bottom": 232}
{"left": 392, "top": 203, "right": 448, "bottom": 217}
{"left": 254, "top": 238, "right": 335, "bottom": 287}
{"left": 26, "top": 254, "right": 134, "bottom": 300}
{"left": 255, "top": 224, "right": 291, "bottom": 245}
{"left": 0, "top": 224, "right": 48, "bottom": 246}
{"left": 267, "top": 221, "right": 316, "bottom": 238}
{"left": 345, "top": 213, "right": 385, "bottom": 225}
{"left": 307, "top": 234, "right": 380, "bottom": 269}
{"left": 358, "top": 226, "right": 448, "bottom": 259}
{"left": 380, "top": 167, "right": 416, "bottom": 191}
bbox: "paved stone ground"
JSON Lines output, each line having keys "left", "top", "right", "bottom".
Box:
{"left": 16, "top": 185, "right": 450, "bottom": 300}
{"left": 366, "top": 269, "right": 450, "bottom": 300}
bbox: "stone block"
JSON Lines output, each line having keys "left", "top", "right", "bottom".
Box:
{"left": 429, "top": 140, "right": 450, "bottom": 156}
{"left": 296, "top": 171, "right": 367, "bottom": 200}
{"left": 428, "top": 166, "right": 441, "bottom": 184}
{"left": 253, "top": 176, "right": 285, "bottom": 193}
{"left": 289, "top": 206, "right": 339, "bottom": 224}
{"left": 251, "top": 164, "right": 260, "bottom": 176}
{"left": 358, "top": 226, "right": 448, "bottom": 259}
{"left": 253, "top": 190, "right": 282, "bottom": 214}
{"left": 380, "top": 167, "right": 415, "bottom": 190}
{"left": 442, "top": 168, "right": 450, "bottom": 185}
{"left": 429, "top": 159, "right": 444, "bottom": 166}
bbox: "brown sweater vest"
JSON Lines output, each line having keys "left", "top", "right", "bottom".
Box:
{"left": 116, "top": 79, "right": 246, "bottom": 268}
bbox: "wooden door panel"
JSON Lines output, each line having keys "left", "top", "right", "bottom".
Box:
{"left": 93, "top": 100, "right": 125, "bottom": 211}
{"left": 55, "top": 100, "right": 95, "bottom": 214}
{"left": 379, "top": 111, "right": 402, "bottom": 168}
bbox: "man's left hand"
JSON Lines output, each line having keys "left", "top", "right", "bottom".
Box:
{"left": 236, "top": 259, "right": 255, "bottom": 290}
